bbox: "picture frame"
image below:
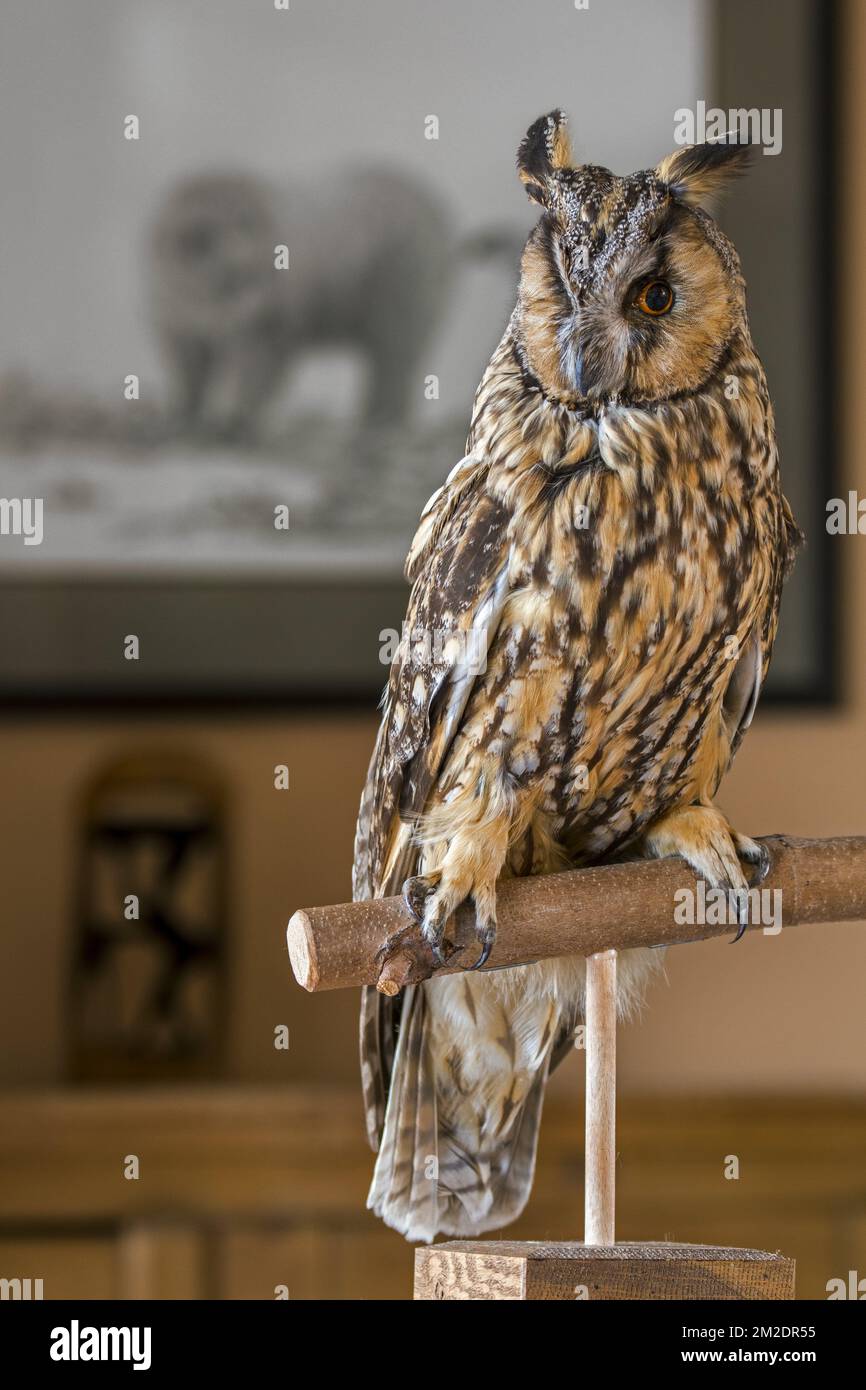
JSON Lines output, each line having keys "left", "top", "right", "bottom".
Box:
{"left": 0, "top": 0, "right": 837, "bottom": 706}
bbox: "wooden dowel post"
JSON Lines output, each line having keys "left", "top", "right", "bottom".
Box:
{"left": 584, "top": 949, "right": 617, "bottom": 1246}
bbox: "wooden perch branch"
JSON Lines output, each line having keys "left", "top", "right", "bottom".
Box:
{"left": 287, "top": 835, "right": 866, "bottom": 995}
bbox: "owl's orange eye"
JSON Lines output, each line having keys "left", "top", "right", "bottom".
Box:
{"left": 634, "top": 280, "right": 674, "bottom": 316}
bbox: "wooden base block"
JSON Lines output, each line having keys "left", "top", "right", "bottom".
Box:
{"left": 414, "top": 1241, "right": 796, "bottom": 1300}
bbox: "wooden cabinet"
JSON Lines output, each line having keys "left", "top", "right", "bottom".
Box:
{"left": 0, "top": 1088, "right": 864, "bottom": 1299}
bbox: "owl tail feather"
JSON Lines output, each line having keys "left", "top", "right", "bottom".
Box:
{"left": 366, "top": 984, "right": 551, "bottom": 1244}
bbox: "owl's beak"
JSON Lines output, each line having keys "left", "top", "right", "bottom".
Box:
{"left": 572, "top": 347, "right": 587, "bottom": 396}
{"left": 571, "top": 341, "right": 604, "bottom": 398}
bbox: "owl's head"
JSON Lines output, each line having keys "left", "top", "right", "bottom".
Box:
{"left": 514, "top": 110, "right": 753, "bottom": 407}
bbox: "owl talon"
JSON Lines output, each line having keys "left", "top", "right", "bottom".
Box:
{"left": 402, "top": 873, "right": 438, "bottom": 924}
{"left": 733, "top": 834, "right": 771, "bottom": 887}
{"left": 402, "top": 882, "right": 418, "bottom": 922}
{"left": 395, "top": 873, "right": 451, "bottom": 967}
{"left": 730, "top": 838, "right": 771, "bottom": 939}
{"left": 468, "top": 938, "right": 494, "bottom": 971}
{"left": 748, "top": 842, "right": 771, "bottom": 886}
{"left": 402, "top": 871, "right": 460, "bottom": 967}
{"left": 468, "top": 915, "right": 497, "bottom": 971}
{"left": 730, "top": 895, "right": 750, "bottom": 944}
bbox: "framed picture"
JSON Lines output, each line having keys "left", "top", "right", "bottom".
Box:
{"left": 0, "top": 0, "right": 837, "bottom": 704}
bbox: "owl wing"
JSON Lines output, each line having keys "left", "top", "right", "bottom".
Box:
{"left": 354, "top": 456, "right": 512, "bottom": 1149}
{"left": 723, "top": 488, "right": 803, "bottom": 758}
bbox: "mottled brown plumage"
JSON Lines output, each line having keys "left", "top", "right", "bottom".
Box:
{"left": 354, "top": 110, "right": 801, "bottom": 1242}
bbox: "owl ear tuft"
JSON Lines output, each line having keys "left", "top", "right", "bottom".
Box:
{"left": 517, "top": 109, "right": 573, "bottom": 207}
{"left": 655, "top": 140, "right": 753, "bottom": 208}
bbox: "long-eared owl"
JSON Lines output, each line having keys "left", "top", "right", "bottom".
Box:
{"left": 353, "top": 111, "right": 801, "bottom": 1242}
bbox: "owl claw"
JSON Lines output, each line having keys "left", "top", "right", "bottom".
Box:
{"left": 740, "top": 840, "right": 771, "bottom": 886}
{"left": 468, "top": 915, "right": 497, "bottom": 971}
{"left": 756, "top": 843, "right": 772, "bottom": 884}
{"left": 402, "top": 874, "right": 435, "bottom": 924}
{"left": 401, "top": 882, "right": 416, "bottom": 921}
{"left": 468, "top": 938, "right": 493, "bottom": 971}
{"left": 400, "top": 872, "right": 453, "bottom": 967}
{"left": 730, "top": 894, "right": 750, "bottom": 944}
{"left": 729, "top": 837, "right": 771, "bottom": 941}
{"left": 429, "top": 941, "right": 448, "bottom": 968}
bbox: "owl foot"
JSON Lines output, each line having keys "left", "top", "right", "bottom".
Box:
{"left": 641, "top": 804, "right": 768, "bottom": 944}
{"left": 401, "top": 873, "right": 448, "bottom": 966}
{"left": 732, "top": 833, "right": 772, "bottom": 887}
{"left": 401, "top": 868, "right": 498, "bottom": 971}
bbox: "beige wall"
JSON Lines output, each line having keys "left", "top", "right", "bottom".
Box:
{"left": 0, "top": 713, "right": 376, "bottom": 1086}
{"left": 2, "top": 2, "right": 864, "bottom": 1099}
